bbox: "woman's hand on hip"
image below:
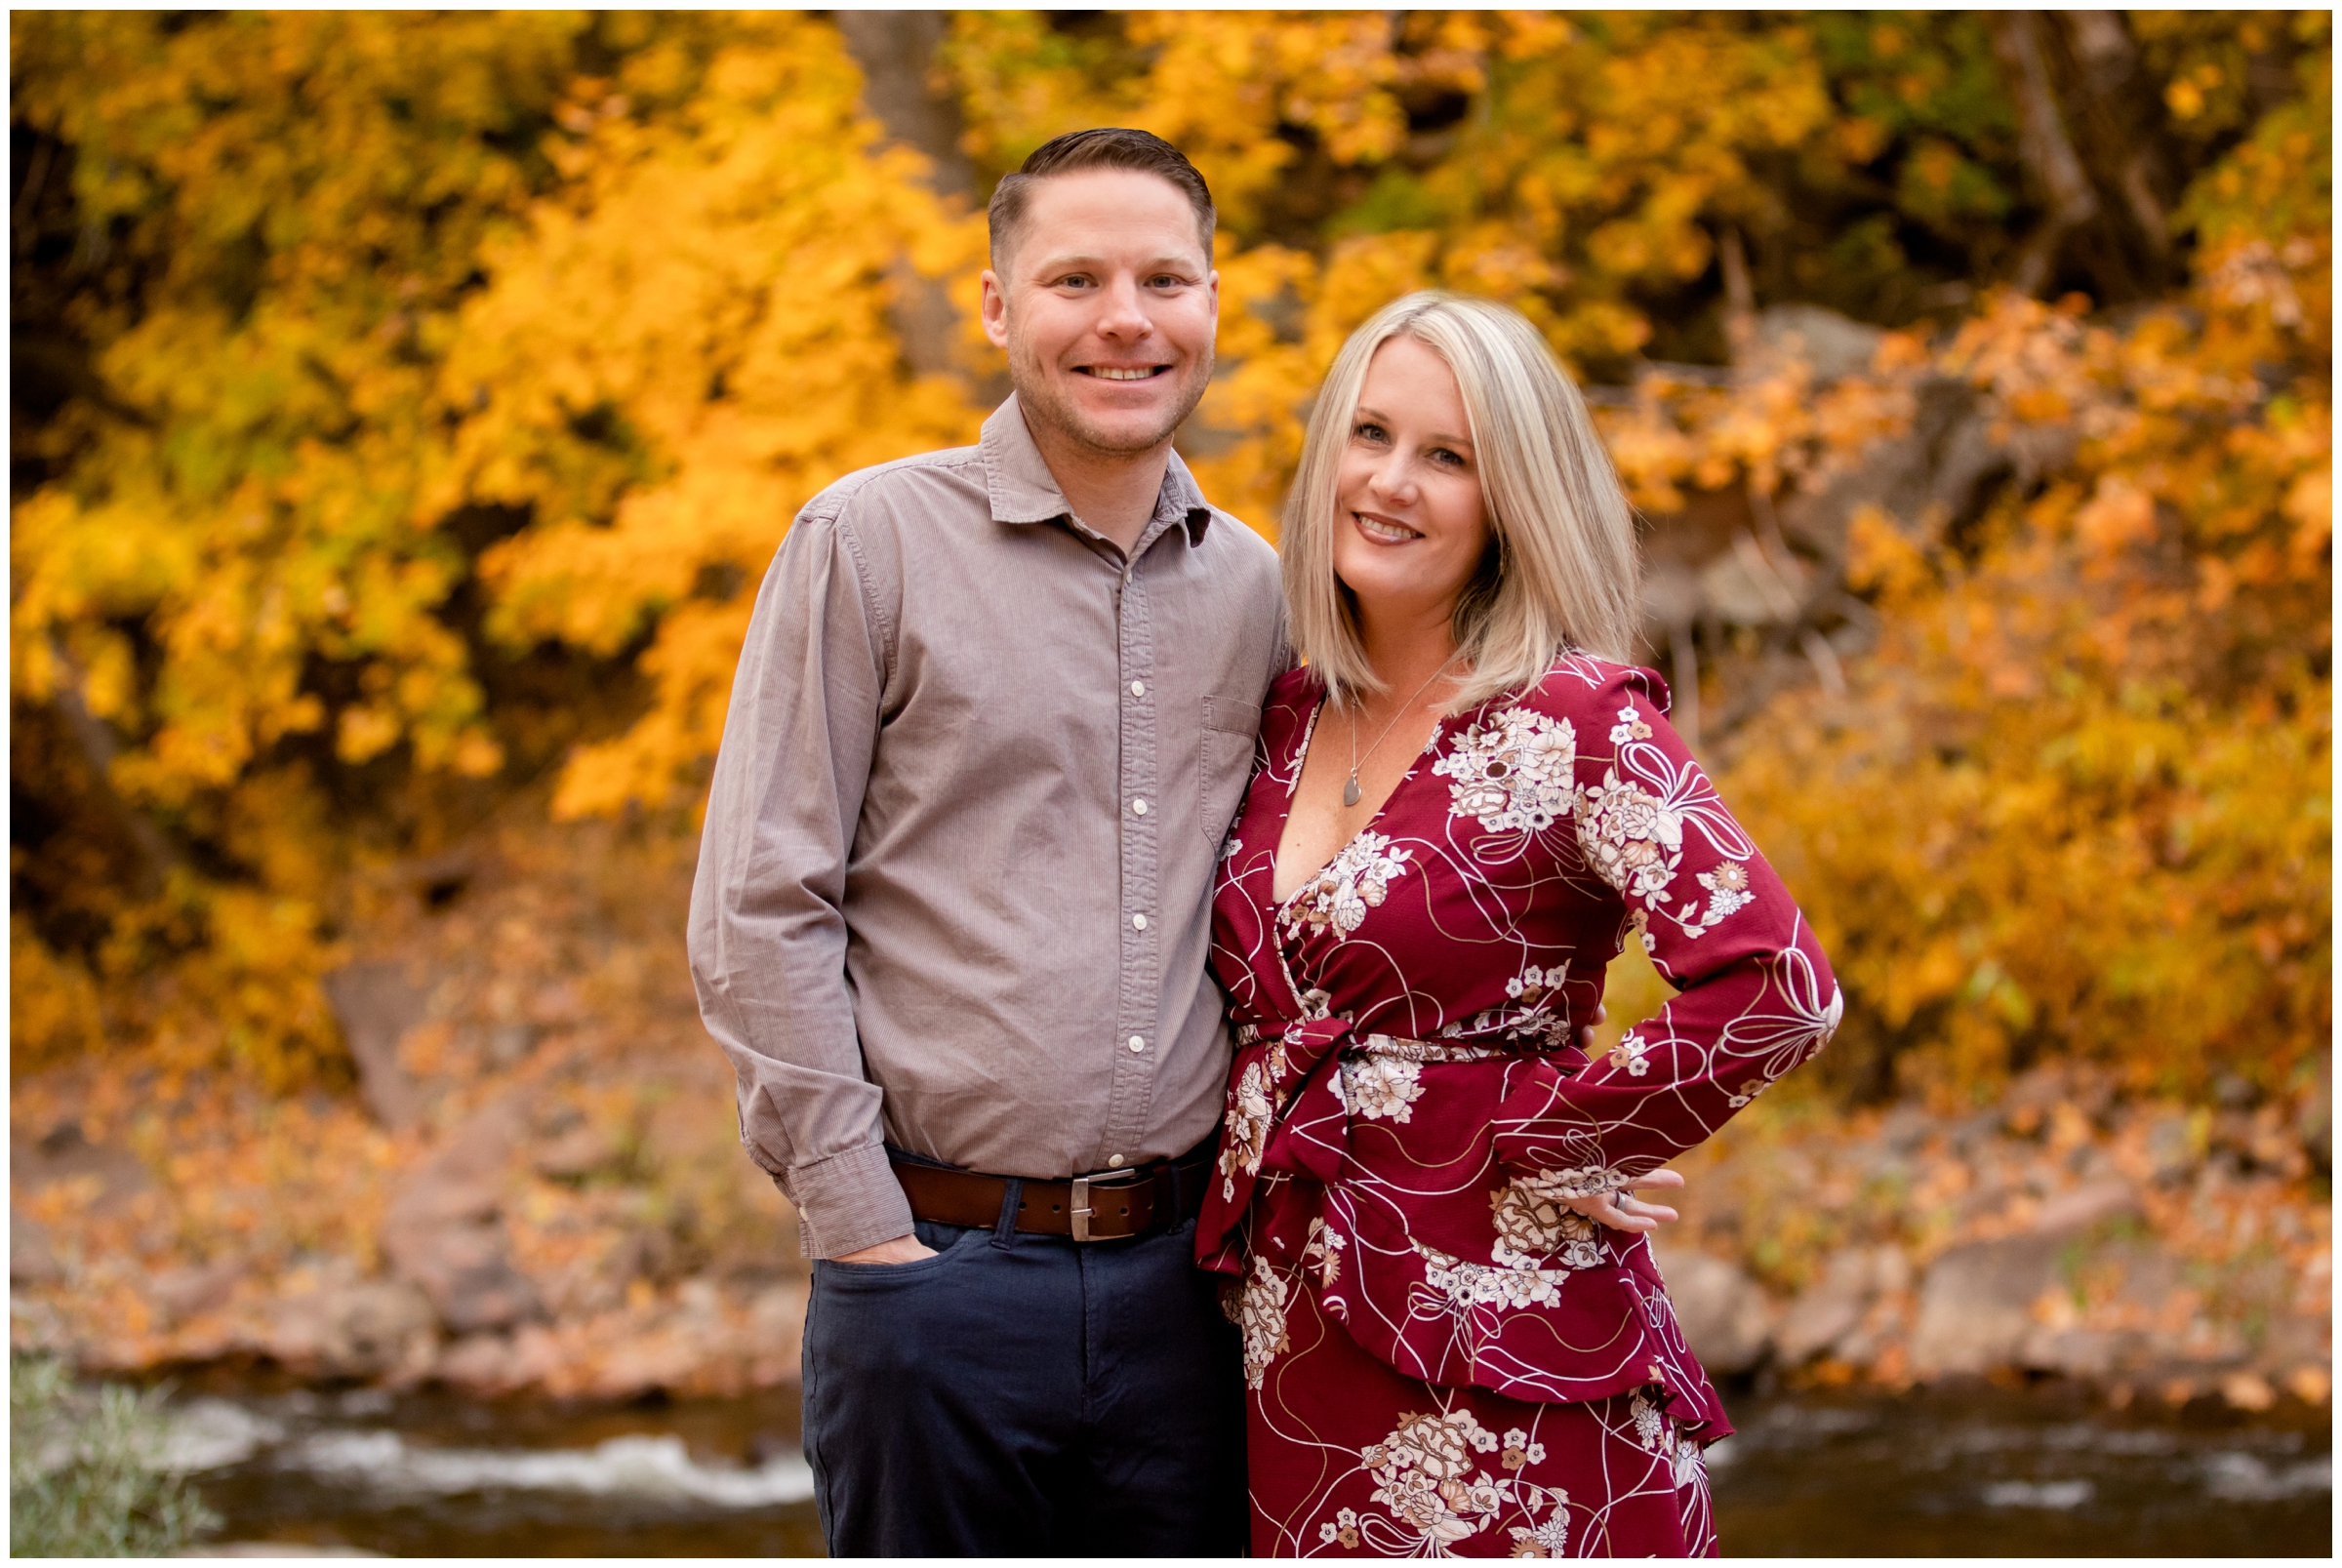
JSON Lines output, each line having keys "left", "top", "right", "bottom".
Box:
{"left": 1562, "top": 1167, "right": 1684, "bottom": 1232}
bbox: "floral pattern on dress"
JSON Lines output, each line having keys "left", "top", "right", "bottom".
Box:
{"left": 1338, "top": 1053, "right": 1426, "bottom": 1123}
{"left": 1490, "top": 1176, "right": 1606, "bottom": 1270}
{"left": 1576, "top": 768, "right": 1684, "bottom": 904}
{"left": 1219, "top": 1058, "right": 1275, "bottom": 1197}
{"left": 1363, "top": 1408, "right": 1506, "bottom": 1546}
{"left": 1419, "top": 1241, "right": 1568, "bottom": 1311}
{"left": 1433, "top": 706, "right": 1579, "bottom": 833}
{"left": 1283, "top": 831, "right": 1413, "bottom": 938}
{"left": 1231, "top": 1251, "right": 1292, "bottom": 1390}
{"left": 1201, "top": 658, "right": 1837, "bottom": 1557}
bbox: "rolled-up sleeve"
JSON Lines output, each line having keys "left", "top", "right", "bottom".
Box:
{"left": 687, "top": 504, "right": 913, "bottom": 1259}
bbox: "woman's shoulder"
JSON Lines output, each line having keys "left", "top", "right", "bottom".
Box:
{"left": 1264, "top": 663, "right": 1324, "bottom": 720}
{"left": 1496, "top": 652, "right": 1672, "bottom": 725}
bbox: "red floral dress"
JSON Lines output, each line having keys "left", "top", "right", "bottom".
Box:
{"left": 1197, "top": 657, "right": 1841, "bottom": 1558}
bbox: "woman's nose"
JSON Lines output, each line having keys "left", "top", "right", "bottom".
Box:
{"left": 1367, "top": 455, "right": 1417, "bottom": 504}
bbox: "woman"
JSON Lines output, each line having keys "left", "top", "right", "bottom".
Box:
{"left": 1196, "top": 293, "right": 1841, "bottom": 1557}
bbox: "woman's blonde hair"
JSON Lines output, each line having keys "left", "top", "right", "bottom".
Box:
{"left": 1281, "top": 291, "right": 1641, "bottom": 711}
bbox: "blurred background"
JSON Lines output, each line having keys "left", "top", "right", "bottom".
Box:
{"left": 9, "top": 10, "right": 2328, "bottom": 1555}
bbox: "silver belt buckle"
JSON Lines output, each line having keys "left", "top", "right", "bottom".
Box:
{"left": 1069, "top": 1167, "right": 1145, "bottom": 1243}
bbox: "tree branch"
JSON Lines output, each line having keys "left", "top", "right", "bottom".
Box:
{"left": 1992, "top": 12, "right": 2099, "bottom": 297}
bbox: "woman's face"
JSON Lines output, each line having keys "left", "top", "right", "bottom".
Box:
{"left": 1331, "top": 334, "right": 1491, "bottom": 633}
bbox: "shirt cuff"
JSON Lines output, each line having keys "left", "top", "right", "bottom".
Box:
{"left": 786, "top": 1144, "right": 916, "bottom": 1260}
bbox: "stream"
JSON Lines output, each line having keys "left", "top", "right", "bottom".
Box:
{"left": 158, "top": 1373, "right": 2326, "bottom": 1556}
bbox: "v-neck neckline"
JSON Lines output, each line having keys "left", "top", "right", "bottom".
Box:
{"left": 1268, "top": 692, "right": 1451, "bottom": 911}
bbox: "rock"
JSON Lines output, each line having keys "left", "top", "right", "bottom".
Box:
{"left": 2221, "top": 1371, "right": 2278, "bottom": 1412}
{"left": 2034, "top": 1178, "right": 2143, "bottom": 1233}
{"left": 321, "top": 961, "right": 429, "bottom": 1129}
{"left": 2016, "top": 1325, "right": 2125, "bottom": 1380}
{"left": 380, "top": 1225, "right": 540, "bottom": 1338}
{"left": 2211, "top": 1072, "right": 2259, "bottom": 1110}
{"left": 432, "top": 1332, "right": 519, "bottom": 1393}
{"left": 14, "top": 1121, "right": 152, "bottom": 1214}
{"left": 1775, "top": 1248, "right": 1891, "bottom": 1367}
{"left": 1752, "top": 304, "right": 1886, "bottom": 382}
{"left": 150, "top": 1260, "right": 242, "bottom": 1323}
{"left": 534, "top": 1122, "right": 624, "bottom": 1181}
{"left": 1649, "top": 1242, "right": 1777, "bottom": 1375}
{"left": 12, "top": 1209, "right": 62, "bottom": 1286}
{"left": 264, "top": 1279, "right": 436, "bottom": 1378}
{"left": 382, "top": 1098, "right": 543, "bottom": 1335}
{"left": 2142, "top": 1110, "right": 2202, "bottom": 1185}
{"left": 2300, "top": 1059, "right": 2331, "bottom": 1175}
{"left": 1910, "top": 1232, "right": 2067, "bottom": 1377}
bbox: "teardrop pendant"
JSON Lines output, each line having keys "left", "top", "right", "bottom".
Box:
{"left": 1343, "top": 772, "right": 1362, "bottom": 808}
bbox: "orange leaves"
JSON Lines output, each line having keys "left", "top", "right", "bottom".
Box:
{"left": 443, "top": 16, "right": 988, "bottom": 817}
{"left": 9, "top": 11, "right": 2328, "bottom": 1108}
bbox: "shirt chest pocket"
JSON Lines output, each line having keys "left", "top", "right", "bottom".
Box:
{"left": 1200, "top": 694, "right": 1265, "bottom": 844}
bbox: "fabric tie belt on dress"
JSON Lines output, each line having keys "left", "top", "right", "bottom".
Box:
{"left": 1201, "top": 1018, "right": 1580, "bottom": 1262}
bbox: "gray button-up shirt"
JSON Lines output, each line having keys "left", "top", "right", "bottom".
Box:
{"left": 689, "top": 395, "right": 1288, "bottom": 1258}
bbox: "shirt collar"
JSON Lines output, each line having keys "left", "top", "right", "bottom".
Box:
{"left": 980, "top": 393, "right": 1215, "bottom": 546}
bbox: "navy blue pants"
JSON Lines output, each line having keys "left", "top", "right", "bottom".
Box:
{"left": 800, "top": 1211, "right": 1247, "bottom": 1556}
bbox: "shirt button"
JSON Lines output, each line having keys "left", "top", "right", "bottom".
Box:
{"left": 1130, "top": 798, "right": 1149, "bottom": 816}
{"left": 1107, "top": 1153, "right": 1126, "bottom": 1168}
{"left": 1130, "top": 680, "right": 1146, "bottom": 698}
{"left": 1131, "top": 912, "right": 1148, "bottom": 931}
{"left": 1128, "top": 1035, "right": 1146, "bottom": 1053}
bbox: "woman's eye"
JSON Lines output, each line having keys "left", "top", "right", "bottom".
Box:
{"left": 1353, "top": 422, "right": 1389, "bottom": 443}
{"left": 1432, "top": 447, "right": 1468, "bottom": 468}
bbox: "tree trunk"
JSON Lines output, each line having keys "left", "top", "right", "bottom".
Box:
{"left": 1992, "top": 12, "right": 2100, "bottom": 298}
{"left": 834, "top": 12, "right": 989, "bottom": 391}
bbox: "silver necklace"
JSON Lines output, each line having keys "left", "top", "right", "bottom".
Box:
{"left": 1344, "top": 657, "right": 1460, "bottom": 808}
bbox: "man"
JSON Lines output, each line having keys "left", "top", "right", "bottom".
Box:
{"left": 688, "top": 130, "right": 1280, "bottom": 1555}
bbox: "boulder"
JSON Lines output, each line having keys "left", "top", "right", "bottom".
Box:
{"left": 321, "top": 960, "right": 429, "bottom": 1129}
{"left": 1751, "top": 304, "right": 1886, "bottom": 382}
{"left": 382, "top": 1097, "right": 543, "bottom": 1335}
{"left": 1910, "top": 1231, "right": 2067, "bottom": 1377}
{"left": 1649, "top": 1242, "right": 1777, "bottom": 1375}
{"left": 430, "top": 1332, "right": 520, "bottom": 1393}
{"left": 264, "top": 1279, "right": 436, "bottom": 1378}
{"left": 2015, "top": 1325, "right": 2125, "bottom": 1379}
{"left": 2033, "top": 1178, "right": 2144, "bottom": 1233}
{"left": 1775, "top": 1247, "right": 1890, "bottom": 1367}
{"left": 11, "top": 1209, "right": 62, "bottom": 1286}
{"left": 149, "top": 1260, "right": 242, "bottom": 1324}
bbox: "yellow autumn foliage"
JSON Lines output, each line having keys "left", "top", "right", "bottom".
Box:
{"left": 11, "top": 12, "right": 2329, "bottom": 1107}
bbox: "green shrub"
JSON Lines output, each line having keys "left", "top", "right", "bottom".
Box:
{"left": 9, "top": 1355, "right": 216, "bottom": 1558}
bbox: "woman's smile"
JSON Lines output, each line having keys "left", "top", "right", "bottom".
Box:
{"left": 1352, "top": 510, "right": 1424, "bottom": 544}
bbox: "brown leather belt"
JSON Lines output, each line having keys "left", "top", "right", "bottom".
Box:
{"left": 890, "top": 1149, "right": 1212, "bottom": 1243}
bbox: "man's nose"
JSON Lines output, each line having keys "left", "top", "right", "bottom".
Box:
{"left": 1093, "top": 274, "right": 1155, "bottom": 339}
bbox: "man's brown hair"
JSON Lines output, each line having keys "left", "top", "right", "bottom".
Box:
{"left": 987, "top": 128, "right": 1216, "bottom": 272}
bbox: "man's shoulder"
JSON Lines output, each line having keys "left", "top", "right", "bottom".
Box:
{"left": 1196, "top": 505, "right": 1280, "bottom": 584}
{"left": 796, "top": 441, "right": 989, "bottom": 532}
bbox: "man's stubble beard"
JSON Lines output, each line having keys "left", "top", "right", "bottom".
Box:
{"left": 1006, "top": 329, "right": 1216, "bottom": 462}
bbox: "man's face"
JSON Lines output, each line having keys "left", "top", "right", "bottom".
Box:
{"left": 981, "top": 168, "right": 1218, "bottom": 460}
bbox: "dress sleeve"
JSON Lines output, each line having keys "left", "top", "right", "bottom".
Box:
{"left": 1489, "top": 663, "right": 1842, "bottom": 1193}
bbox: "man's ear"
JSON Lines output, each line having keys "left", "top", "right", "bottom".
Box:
{"left": 980, "top": 268, "right": 1010, "bottom": 350}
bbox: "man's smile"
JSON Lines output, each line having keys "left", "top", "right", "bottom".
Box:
{"left": 1077, "top": 364, "right": 1173, "bottom": 381}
